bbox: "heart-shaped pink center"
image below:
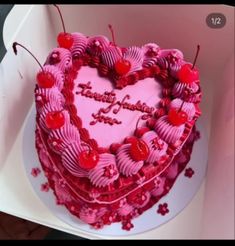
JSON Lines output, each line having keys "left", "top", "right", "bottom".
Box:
{"left": 73, "top": 66, "right": 162, "bottom": 146}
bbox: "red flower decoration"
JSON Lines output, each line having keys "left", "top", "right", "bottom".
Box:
{"left": 184, "top": 167, "right": 195, "bottom": 178}
{"left": 41, "top": 182, "right": 50, "bottom": 192}
{"left": 93, "top": 221, "right": 104, "bottom": 230}
{"left": 103, "top": 165, "right": 118, "bottom": 178}
{"left": 31, "top": 167, "right": 41, "bottom": 177}
{"left": 157, "top": 203, "right": 169, "bottom": 216}
{"left": 122, "top": 220, "right": 134, "bottom": 231}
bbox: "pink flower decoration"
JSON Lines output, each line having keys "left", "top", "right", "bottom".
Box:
{"left": 157, "top": 203, "right": 169, "bottom": 216}
{"left": 31, "top": 167, "right": 41, "bottom": 177}
{"left": 41, "top": 182, "right": 50, "bottom": 192}
{"left": 184, "top": 168, "right": 195, "bottom": 178}
{"left": 122, "top": 220, "right": 134, "bottom": 231}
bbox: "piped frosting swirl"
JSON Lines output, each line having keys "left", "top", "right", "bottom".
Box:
{"left": 61, "top": 142, "right": 88, "bottom": 177}
{"left": 88, "top": 153, "right": 119, "bottom": 188}
{"left": 116, "top": 144, "right": 144, "bottom": 177}
{"left": 70, "top": 32, "right": 88, "bottom": 58}
{"left": 154, "top": 115, "right": 185, "bottom": 144}
{"left": 141, "top": 131, "right": 168, "bottom": 163}
{"left": 169, "top": 98, "right": 196, "bottom": 120}
{"left": 48, "top": 123, "right": 81, "bottom": 154}
{"left": 46, "top": 48, "right": 72, "bottom": 72}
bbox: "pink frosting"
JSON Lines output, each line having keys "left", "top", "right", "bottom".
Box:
{"left": 48, "top": 123, "right": 81, "bottom": 154}
{"left": 54, "top": 180, "right": 72, "bottom": 204}
{"left": 61, "top": 142, "right": 88, "bottom": 177}
{"left": 116, "top": 144, "right": 144, "bottom": 177}
{"left": 165, "top": 162, "right": 178, "bottom": 179}
{"left": 151, "top": 176, "right": 166, "bottom": 197}
{"left": 124, "top": 46, "right": 143, "bottom": 73}
{"left": 35, "top": 87, "right": 65, "bottom": 113}
{"left": 169, "top": 62, "right": 184, "bottom": 78}
{"left": 41, "top": 65, "right": 64, "bottom": 91}
{"left": 141, "top": 131, "right": 168, "bottom": 163}
{"left": 70, "top": 32, "right": 88, "bottom": 57}
{"left": 172, "top": 81, "right": 199, "bottom": 99}
{"left": 88, "top": 153, "right": 119, "bottom": 188}
{"left": 133, "top": 191, "right": 151, "bottom": 208}
{"left": 47, "top": 48, "right": 72, "bottom": 72}
{"left": 79, "top": 206, "right": 107, "bottom": 224}
{"left": 158, "top": 49, "right": 184, "bottom": 73}
{"left": 185, "top": 90, "right": 202, "bottom": 103}
{"left": 159, "top": 49, "right": 184, "bottom": 61}
{"left": 38, "top": 148, "right": 51, "bottom": 170}
{"left": 175, "top": 150, "right": 189, "bottom": 164}
{"left": 87, "top": 35, "right": 110, "bottom": 56}
{"left": 101, "top": 46, "right": 122, "bottom": 68}
{"left": 157, "top": 57, "right": 169, "bottom": 69}
{"left": 169, "top": 98, "right": 196, "bottom": 120}
{"left": 142, "top": 43, "right": 160, "bottom": 67}
{"left": 117, "top": 203, "right": 134, "bottom": 216}
{"left": 39, "top": 103, "right": 70, "bottom": 133}
{"left": 154, "top": 115, "right": 185, "bottom": 144}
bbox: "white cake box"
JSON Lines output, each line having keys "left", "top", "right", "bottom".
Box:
{"left": 0, "top": 4, "right": 234, "bottom": 239}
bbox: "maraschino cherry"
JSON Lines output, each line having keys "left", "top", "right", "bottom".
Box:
{"left": 178, "top": 45, "right": 200, "bottom": 84}
{"left": 78, "top": 144, "right": 99, "bottom": 170}
{"left": 53, "top": 4, "right": 73, "bottom": 49}
{"left": 13, "top": 42, "right": 55, "bottom": 88}
{"left": 168, "top": 101, "right": 188, "bottom": 126}
{"left": 108, "top": 24, "right": 131, "bottom": 75}
{"left": 45, "top": 110, "right": 65, "bottom": 129}
{"left": 130, "top": 138, "right": 149, "bottom": 162}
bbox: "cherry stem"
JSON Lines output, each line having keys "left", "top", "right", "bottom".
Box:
{"left": 135, "top": 114, "right": 150, "bottom": 130}
{"left": 53, "top": 4, "right": 66, "bottom": 33}
{"left": 12, "top": 42, "right": 44, "bottom": 71}
{"left": 192, "top": 44, "right": 200, "bottom": 69}
{"left": 108, "top": 24, "right": 123, "bottom": 59}
{"left": 177, "top": 100, "right": 185, "bottom": 113}
{"left": 108, "top": 24, "right": 116, "bottom": 47}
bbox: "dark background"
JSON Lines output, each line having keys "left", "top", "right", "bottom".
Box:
{"left": 0, "top": 4, "right": 13, "bottom": 62}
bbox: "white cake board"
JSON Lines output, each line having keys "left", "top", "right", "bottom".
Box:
{"left": 22, "top": 106, "right": 208, "bottom": 237}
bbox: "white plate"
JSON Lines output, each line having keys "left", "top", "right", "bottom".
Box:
{"left": 22, "top": 106, "right": 208, "bottom": 237}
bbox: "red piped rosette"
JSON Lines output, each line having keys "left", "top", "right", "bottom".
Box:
{"left": 34, "top": 34, "right": 202, "bottom": 230}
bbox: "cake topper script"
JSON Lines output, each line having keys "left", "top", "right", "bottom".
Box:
{"left": 76, "top": 82, "right": 156, "bottom": 126}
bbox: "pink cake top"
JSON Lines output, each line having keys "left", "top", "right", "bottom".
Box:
{"left": 35, "top": 32, "right": 202, "bottom": 193}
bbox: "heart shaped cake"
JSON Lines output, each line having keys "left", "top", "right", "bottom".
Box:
{"left": 13, "top": 5, "right": 202, "bottom": 229}
{"left": 31, "top": 30, "right": 202, "bottom": 230}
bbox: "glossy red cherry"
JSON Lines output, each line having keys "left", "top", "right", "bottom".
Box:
{"left": 54, "top": 5, "right": 73, "bottom": 49}
{"left": 45, "top": 111, "right": 65, "bottom": 130}
{"left": 130, "top": 138, "right": 149, "bottom": 161}
{"left": 37, "top": 71, "right": 55, "bottom": 88}
{"left": 114, "top": 59, "right": 131, "bottom": 75}
{"left": 57, "top": 32, "right": 73, "bottom": 49}
{"left": 78, "top": 148, "right": 99, "bottom": 170}
{"left": 178, "top": 64, "right": 199, "bottom": 84}
{"left": 168, "top": 108, "right": 188, "bottom": 126}
{"left": 178, "top": 45, "right": 200, "bottom": 84}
